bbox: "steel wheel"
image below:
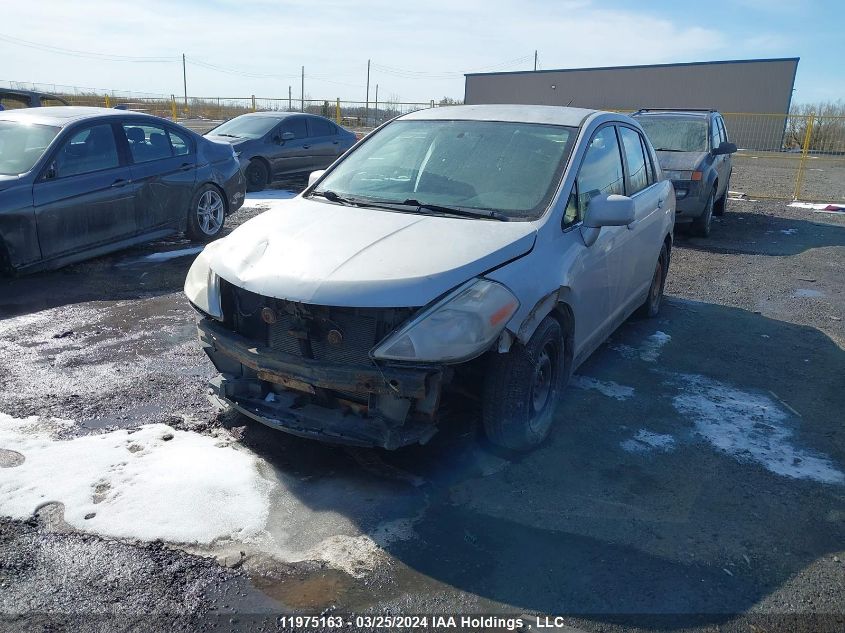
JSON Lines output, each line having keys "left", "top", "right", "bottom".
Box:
{"left": 196, "top": 189, "right": 224, "bottom": 236}
{"left": 528, "top": 342, "right": 557, "bottom": 431}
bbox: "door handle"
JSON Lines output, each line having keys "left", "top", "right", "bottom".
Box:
{"left": 302, "top": 144, "right": 311, "bottom": 149}
{"left": 111, "top": 178, "right": 131, "bottom": 188}
{"left": 179, "top": 162, "right": 192, "bottom": 171}
{"left": 657, "top": 198, "right": 664, "bottom": 208}
{"left": 332, "top": 140, "right": 339, "bottom": 145}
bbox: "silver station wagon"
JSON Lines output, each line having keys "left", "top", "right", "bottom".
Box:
{"left": 185, "top": 105, "right": 675, "bottom": 451}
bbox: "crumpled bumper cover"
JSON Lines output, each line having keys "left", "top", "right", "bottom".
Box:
{"left": 198, "top": 318, "right": 442, "bottom": 449}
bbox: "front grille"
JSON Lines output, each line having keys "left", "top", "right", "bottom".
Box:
{"left": 220, "top": 280, "right": 416, "bottom": 368}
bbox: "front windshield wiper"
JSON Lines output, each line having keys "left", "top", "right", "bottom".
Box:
{"left": 398, "top": 199, "right": 508, "bottom": 221}
{"left": 653, "top": 148, "right": 688, "bottom": 152}
{"left": 309, "top": 191, "right": 508, "bottom": 220}
{"left": 214, "top": 133, "right": 241, "bottom": 138}
{"left": 310, "top": 190, "right": 354, "bottom": 205}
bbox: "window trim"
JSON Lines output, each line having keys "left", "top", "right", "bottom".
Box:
{"left": 39, "top": 120, "right": 124, "bottom": 181}
{"left": 617, "top": 124, "right": 652, "bottom": 197}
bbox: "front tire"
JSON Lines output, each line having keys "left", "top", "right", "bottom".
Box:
{"left": 691, "top": 188, "right": 715, "bottom": 237}
{"left": 714, "top": 172, "right": 730, "bottom": 216}
{"left": 186, "top": 184, "right": 226, "bottom": 242}
{"left": 245, "top": 159, "right": 269, "bottom": 192}
{"left": 482, "top": 316, "right": 567, "bottom": 451}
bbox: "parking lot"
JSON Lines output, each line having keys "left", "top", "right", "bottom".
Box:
{"left": 1, "top": 189, "right": 844, "bottom": 632}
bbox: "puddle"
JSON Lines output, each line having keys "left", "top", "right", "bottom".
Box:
{"left": 793, "top": 288, "right": 824, "bottom": 298}
{"left": 252, "top": 566, "right": 364, "bottom": 610}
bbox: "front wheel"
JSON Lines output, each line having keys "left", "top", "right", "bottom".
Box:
{"left": 691, "top": 188, "right": 715, "bottom": 237}
{"left": 186, "top": 184, "right": 226, "bottom": 242}
{"left": 245, "top": 159, "right": 269, "bottom": 192}
{"left": 482, "top": 316, "right": 567, "bottom": 452}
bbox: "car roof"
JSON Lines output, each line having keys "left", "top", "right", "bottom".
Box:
{"left": 237, "top": 111, "right": 313, "bottom": 119}
{"left": 0, "top": 106, "right": 146, "bottom": 127}
{"left": 399, "top": 104, "right": 598, "bottom": 127}
{"left": 632, "top": 110, "right": 714, "bottom": 119}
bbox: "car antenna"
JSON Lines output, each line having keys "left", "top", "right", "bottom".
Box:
{"left": 566, "top": 98, "right": 574, "bottom": 106}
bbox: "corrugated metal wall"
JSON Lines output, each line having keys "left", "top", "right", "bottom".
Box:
{"left": 464, "top": 58, "right": 799, "bottom": 150}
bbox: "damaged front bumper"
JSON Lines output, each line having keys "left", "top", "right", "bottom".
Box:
{"left": 197, "top": 318, "right": 444, "bottom": 449}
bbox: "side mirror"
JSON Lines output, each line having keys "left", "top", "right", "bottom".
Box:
{"left": 583, "top": 194, "right": 635, "bottom": 228}
{"left": 713, "top": 141, "right": 737, "bottom": 155}
{"left": 308, "top": 170, "right": 326, "bottom": 187}
{"left": 280, "top": 131, "right": 295, "bottom": 142}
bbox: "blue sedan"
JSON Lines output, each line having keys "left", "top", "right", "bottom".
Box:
{"left": 0, "top": 107, "right": 245, "bottom": 274}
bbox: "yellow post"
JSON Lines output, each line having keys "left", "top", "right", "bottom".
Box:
{"left": 793, "top": 113, "right": 815, "bottom": 200}
{"left": 336, "top": 98, "right": 341, "bottom": 124}
{"left": 105, "top": 94, "right": 111, "bottom": 108}
{"left": 171, "top": 97, "right": 177, "bottom": 121}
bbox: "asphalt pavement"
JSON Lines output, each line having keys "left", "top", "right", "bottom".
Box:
{"left": 1, "top": 191, "right": 843, "bottom": 633}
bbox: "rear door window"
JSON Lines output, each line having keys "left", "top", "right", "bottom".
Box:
{"left": 54, "top": 124, "right": 120, "bottom": 177}
{"left": 168, "top": 128, "right": 192, "bottom": 156}
{"left": 309, "top": 117, "right": 335, "bottom": 137}
{"left": 619, "top": 126, "right": 649, "bottom": 195}
{"left": 123, "top": 124, "right": 173, "bottom": 163}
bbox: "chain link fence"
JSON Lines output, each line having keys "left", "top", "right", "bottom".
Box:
{"left": 3, "top": 80, "right": 843, "bottom": 203}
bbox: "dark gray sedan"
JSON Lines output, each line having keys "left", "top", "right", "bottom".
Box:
{"left": 0, "top": 107, "right": 245, "bottom": 274}
{"left": 632, "top": 109, "right": 736, "bottom": 237}
{"left": 205, "top": 112, "right": 357, "bottom": 191}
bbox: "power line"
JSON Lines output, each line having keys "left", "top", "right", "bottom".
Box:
{"left": 0, "top": 32, "right": 178, "bottom": 62}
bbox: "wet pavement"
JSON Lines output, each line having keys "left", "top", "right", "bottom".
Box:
{"left": 1, "top": 190, "right": 844, "bottom": 632}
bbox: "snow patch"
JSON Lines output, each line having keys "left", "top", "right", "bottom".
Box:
{"left": 671, "top": 375, "right": 844, "bottom": 485}
{"left": 140, "top": 247, "right": 203, "bottom": 263}
{"left": 612, "top": 331, "right": 671, "bottom": 363}
{"left": 570, "top": 375, "right": 635, "bottom": 400}
{"left": 621, "top": 429, "right": 676, "bottom": 453}
{"left": 793, "top": 288, "right": 824, "bottom": 298}
{"left": 0, "top": 413, "right": 273, "bottom": 544}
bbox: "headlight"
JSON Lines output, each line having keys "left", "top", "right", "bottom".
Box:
{"left": 371, "top": 279, "right": 519, "bottom": 363}
{"left": 664, "top": 170, "right": 692, "bottom": 180}
{"left": 184, "top": 248, "right": 223, "bottom": 320}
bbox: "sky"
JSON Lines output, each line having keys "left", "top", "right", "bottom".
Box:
{"left": 1, "top": 0, "right": 842, "bottom": 106}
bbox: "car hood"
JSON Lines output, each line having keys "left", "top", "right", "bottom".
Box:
{"left": 656, "top": 151, "right": 709, "bottom": 171}
{"left": 208, "top": 197, "right": 537, "bottom": 307}
{"left": 205, "top": 135, "right": 247, "bottom": 148}
{"left": 0, "top": 174, "right": 23, "bottom": 191}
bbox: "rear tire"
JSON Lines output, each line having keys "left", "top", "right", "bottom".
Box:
{"left": 636, "top": 243, "right": 668, "bottom": 318}
{"left": 245, "top": 159, "right": 269, "bottom": 192}
{"left": 186, "top": 184, "right": 226, "bottom": 242}
{"left": 691, "top": 188, "right": 715, "bottom": 237}
{"left": 482, "top": 316, "right": 567, "bottom": 452}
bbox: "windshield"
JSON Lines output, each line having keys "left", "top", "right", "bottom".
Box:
{"left": 0, "top": 120, "right": 61, "bottom": 175}
{"left": 313, "top": 120, "right": 575, "bottom": 220}
{"left": 208, "top": 115, "right": 279, "bottom": 140}
{"left": 637, "top": 117, "right": 708, "bottom": 152}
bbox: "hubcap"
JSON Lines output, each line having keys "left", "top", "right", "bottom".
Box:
{"left": 529, "top": 343, "right": 555, "bottom": 424}
{"left": 248, "top": 165, "right": 264, "bottom": 186}
{"left": 197, "top": 190, "right": 224, "bottom": 235}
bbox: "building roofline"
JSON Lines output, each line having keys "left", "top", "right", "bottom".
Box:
{"left": 464, "top": 57, "right": 800, "bottom": 78}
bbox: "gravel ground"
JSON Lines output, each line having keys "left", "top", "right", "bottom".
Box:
{"left": 1, "top": 190, "right": 844, "bottom": 632}
{"left": 732, "top": 153, "right": 845, "bottom": 202}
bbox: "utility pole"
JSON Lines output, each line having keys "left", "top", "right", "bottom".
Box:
{"left": 182, "top": 53, "right": 188, "bottom": 111}
{"left": 534, "top": 50, "right": 538, "bottom": 71}
{"left": 300, "top": 66, "right": 305, "bottom": 112}
{"left": 374, "top": 83, "right": 379, "bottom": 126}
{"left": 288, "top": 86, "right": 292, "bottom": 111}
{"left": 365, "top": 59, "right": 370, "bottom": 125}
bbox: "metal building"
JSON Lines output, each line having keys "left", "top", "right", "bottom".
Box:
{"left": 464, "top": 58, "right": 800, "bottom": 149}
